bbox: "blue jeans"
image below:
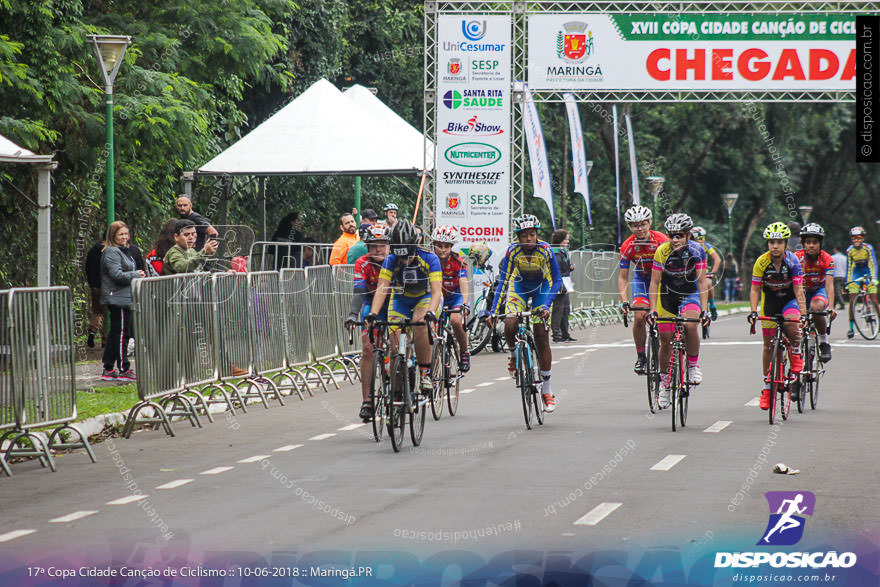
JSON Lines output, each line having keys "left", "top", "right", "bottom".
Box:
{"left": 723, "top": 277, "right": 738, "bottom": 302}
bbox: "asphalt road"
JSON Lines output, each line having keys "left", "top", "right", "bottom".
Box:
{"left": 1, "top": 314, "right": 878, "bottom": 578}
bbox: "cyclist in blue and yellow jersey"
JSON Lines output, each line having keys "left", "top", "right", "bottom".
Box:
{"left": 748, "top": 222, "right": 807, "bottom": 411}
{"left": 367, "top": 219, "right": 443, "bottom": 393}
{"left": 490, "top": 214, "right": 562, "bottom": 412}
{"left": 431, "top": 225, "right": 471, "bottom": 372}
{"left": 690, "top": 226, "right": 723, "bottom": 320}
{"left": 794, "top": 223, "right": 836, "bottom": 364}
{"left": 647, "top": 214, "right": 709, "bottom": 409}
{"left": 845, "top": 226, "right": 879, "bottom": 338}
{"left": 618, "top": 205, "right": 669, "bottom": 375}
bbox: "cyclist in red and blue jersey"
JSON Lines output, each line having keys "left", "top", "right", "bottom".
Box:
{"left": 845, "top": 226, "right": 879, "bottom": 338}
{"left": 748, "top": 222, "right": 806, "bottom": 411}
{"left": 691, "top": 226, "right": 723, "bottom": 321}
{"left": 618, "top": 205, "right": 669, "bottom": 375}
{"left": 794, "top": 223, "right": 835, "bottom": 364}
{"left": 490, "top": 214, "right": 562, "bottom": 412}
{"left": 345, "top": 223, "right": 390, "bottom": 421}
{"left": 367, "top": 220, "right": 443, "bottom": 394}
{"left": 432, "top": 225, "right": 471, "bottom": 372}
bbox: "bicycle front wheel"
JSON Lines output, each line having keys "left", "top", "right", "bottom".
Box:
{"left": 779, "top": 349, "right": 792, "bottom": 421}
{"left": 388, "top": 355, "right": 407, "bottom": 452}
{"left": 518, "top": 343, "right": 535, "bottom": 429}
{"left": 670, "top": 349, "right": 681, "bottom": 431}
{"left": 429, "top": 341, "right": 445, "bottom": 421}
{"left": 646, "top": 332, "right": 659, "bottom": 413}
{"left": 370, "top": 352, "right": 386, "bottom": 442}
{"left": 797, "top": 337, "right": 812, "bottom": 414}
{"left": 446, "top": 338, "right": 461, "bottom": 416}
{"left": 852, "top": 294, "right": 880, "bottom": 340}
{"left": 810, "top": 343, "right": 822, "bottom": 410}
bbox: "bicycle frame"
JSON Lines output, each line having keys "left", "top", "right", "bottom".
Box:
{"left": 752, "top": 315, "right": 801, "bottom": 424}
{"left": 655, "top": 315, "right": 700, "bottom": 431}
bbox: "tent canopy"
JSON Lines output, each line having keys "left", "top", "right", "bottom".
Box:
{"left": 197, "top": 78, "right": 433, "bottom": 176}
{"left": 0, "top": 134, "right": 53, "bottom": 165}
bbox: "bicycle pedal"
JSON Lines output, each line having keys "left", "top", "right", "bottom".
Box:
{"left": 680, "top": 389, "right": 690, "bottom": 398}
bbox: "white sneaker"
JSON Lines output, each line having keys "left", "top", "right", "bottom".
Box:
{"left": 658, "top": 376, "right": 671, "bottom": 409}
{"left": 420, "top": 372, "right": 433, "bottom": 393}
{"left": 688, "top": 364, "right": 702, "bottom": 385}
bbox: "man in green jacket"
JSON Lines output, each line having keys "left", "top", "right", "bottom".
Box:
{"left": 163, "top": 219, "right": 218, "bottom": 275}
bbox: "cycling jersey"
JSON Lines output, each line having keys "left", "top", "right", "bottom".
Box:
{"left": 491, "top": 242, "right": 562, "bottom": 313}
{"left": 846, "top": 243, "right": 877, "bottom": 282}
{"left": 620, "top": 230, "right": 669, "bottom": 283}
{"left": 698, "top": 241, "right": 717, "bottom": 257}
{"left": 353, "top": 255, "right": 383, "bottom": 298}
{"left": 440, "top": 252, "right": 467, "bottom": 295}
{"left": 652, "top": 241, "right": 706, "bottom": 296}
{"left": 794, "top": 250, "right": 834, "bottom": 292}
{"left": 379, "top": 248, "right": 442, "bottom": 298}
{"left": 752, "top": 251, "right": 803, "bottom": 299}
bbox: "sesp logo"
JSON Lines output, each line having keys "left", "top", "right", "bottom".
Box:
{"left": 759, "top": 491, "right": 816, "bottom": 546}
{"left": 462, "top": 19, "right": 487, "bottom": 41}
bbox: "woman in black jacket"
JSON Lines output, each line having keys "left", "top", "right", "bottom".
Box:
{"left": 100, "top": 221, "right": 145, "bottom": 381}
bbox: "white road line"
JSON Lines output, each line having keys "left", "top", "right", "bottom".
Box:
{"left": 0, "top": 529, "right": 37, "bottom": 542}
{"left": 106, "top": 494, "right": 148, "bottom": 505}
{"left": 574, "top": 502, "right": 623, "bottom": 526}
{"left": 155, "top": 479, "right": 194, "bottom": 490}
{"left": 49, "top": 511, "right": 98, "bottom": 524}
{"left": 273, "top": 444, "right": 304, "bottom": 452}
{"left": 308, "top": 433, "right": 336, "bottom": 441}
{"left": 476, "top": 382, "right": 495, "bottom": 388}
{"left": 494, "top": 376, "right": 508, "bottom": 381}
{"left": 551, "top": 360, "right": 560, "bottom": 365}
{"left": 237, "top": 455, "right": 270, "bottom": 463}
{"left": 704, "top": 420, "right": 733, "bottom": 433}
{"left": 560, "top": 356, "right": 574, "bottom": 360}
{"left": 745, "top": 397, "right": 761, "bottom": 407}
{"left": 338, "top": 423, "right": 365, "bottom": 431}
{"left": 461, "top": 388, "right": 476, "bottom": 393}
{"left": 650, "top": 454, "right": 687, "bottom": 471}
{"left": 200, "top": 466, "right": 234, "bottom": 475}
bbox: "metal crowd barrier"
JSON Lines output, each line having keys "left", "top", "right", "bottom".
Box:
{"left": 279, "top": 268, "right": 318, "bottom": 397}
{"left": 248, "top": 241, "right": 335, "bottom": 272}
{"left": 331, "top": 264, "right": 360, "bottom": 375}
{"left": 244, "top": 271, "right": 286, "bottom": 404}
{"left": 567, "top": 250, "right": 624, "bottom": 327}
{"left": 304, "top": 266, "right": 355, "bottom": 390}
{"left": 0, "top": 287, "right": 95, "bottom": 474}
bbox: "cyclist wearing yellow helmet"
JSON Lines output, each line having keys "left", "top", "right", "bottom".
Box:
{"left": 747, "top": 222, "right": 807, "bottom": 411}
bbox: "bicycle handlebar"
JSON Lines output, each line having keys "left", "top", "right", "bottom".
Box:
{"left": 622, "top": 306, "right": 650, "bottom": 328}
{"left": 749, "top": 315, "right": 802, "bottom": 335}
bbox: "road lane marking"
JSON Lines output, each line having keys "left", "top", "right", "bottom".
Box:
{"left": 338, "top": 424, "right": 365, "bottom": 431}
{"left": 0, "top": 529, "right": 36, "bottom": 542}
{"left": 237, "top": 455, "right": 270, "bottom": 463}
{"left": 476, "top": 382, "right": 494, "bottom": 388}
{"left": 574, "top": 502, "right": 623, "bottom": 526}
{"left": 308, "top": 433, "right": 336, "bottom": 441}
{"left": 551, "top": 360, "right": 560, "bottom": 365}
{"left": 745, "top": 397, "right": 761, "bottom": 407}
{"left": 49, "top": 511, "right": 98, "bottom": 523}
{"left": 650, "top": 454, "right": 687, "bottom": 471}
{"left": 106, "top": 495, "right": 148, "bottom": 505}
{"left": 156, "top": 479, "right": 194, "bottom": 490}
{"left": 460, "top": 389, "right": 474, "bottom": 394}
{"left": 494, "top": 376, "right": 508, "bottom": 381}
{"left": 274, "top": 444, "right": 304, "bottom": 452}
{"left": 560, "top": 356, "right": 574, "bottom": 360}
{"left": 704, "top": 420, "right": 732, "bottom": 433}
{"left": 201, "top": 466, "right": 234, "bottom": 475}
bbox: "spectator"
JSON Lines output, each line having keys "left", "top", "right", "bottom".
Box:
{"left": 347, "top": 223, "right": 376, "bottom": 264}
{"left": 300, "top": 240, "right": 316, "bottom": 268}
{"left": 787, "top": 221, "right": 803, "bottom": 251}
{"left": 831, "top": 246, "right": 848, "bottom": 308}
{"left": 163, "top": 219, "right": 218, "bottom": 275}
{"left": 84, "top": 241, "right": 106, "bottom": 348}
{"left": 550, "top": 229, "right": 576, "bottom": 342}
{"left": 329, "top": 213, "right": 359, "bottom": 266}
{"left": 146, "top": 219, "right": 178, "bottom": 276}
{"left": 383, "top": 202, "right": 399, "bottom": 228}
{"left": 359, "top": 208, "right": 379, "bottom": 232}
{"left": 271, "top": 212, "right": 306, "bottom": 269}
{"left": 100, "top": 221, "right": 145, "bottom": 381}
{"left": 723, "top": 253, "right": 739, "bottom": 302}
{"left": 175, "top": 195, "right": 218, "bottom": 251}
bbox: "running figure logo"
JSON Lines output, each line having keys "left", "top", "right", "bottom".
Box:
{"left": 758, "top": 491, "right": 816, "bottom": 546}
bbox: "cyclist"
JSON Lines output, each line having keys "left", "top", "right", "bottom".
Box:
{"left": 618, "top": 205, "right": 669, "bottom": 375}
{"left": 748, "top": 222, "right": 806, "bottom": 411}
{"left": 647, "top": 213, "right": 708, "bottom": 409}
{"left": 367, "top": 219, "right": 442, "bottom": 394}
{"left": 383, "top": 203, "right": 399, "bottom": 229}
{"left": 794, "top": 223, "right": 835, "bottom": 363}
{"left": 845, "top": 226, "right": 879, "bottom": 338}
{"left": 690, "top": 226, "right": 723, "bottom": 320}
{"left": 489, "top": 214, "right": 562, "bottom": 412}
{"left": 345, "top": 224, "right": 391, "bottom": 422}
{"left": 431, "top": 225, "right": 471, "bottom": 372}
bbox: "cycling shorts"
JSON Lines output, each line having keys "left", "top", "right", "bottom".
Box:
{"left": 389, "top": 291, "right": 432, "bottom": 331}
{"left": 360, "top": 301, "right": 388, "bottom": 335}
{"left": 804, "top": 286, "right": 828, "bottom": 308}
{"left": 505, "top": 280, "right": 550, "bottom": 313}
{"left": 443, "top": 291, "right": 463, "bottom": 310}
{"left": 846, "top": 268, "right": 877, "bottom": 294}
{"left": 631, "top": 275, "right": 650, "bottom": 306}
{"left": 657, "top": 291, "right": 701, "bottom": 333}
{"left": 760, "top": 293, "right": 800, "bottom": 335}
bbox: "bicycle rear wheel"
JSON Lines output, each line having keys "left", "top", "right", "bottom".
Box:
{"left": 518, "top": 343, "right": 535, "bottom": 429}
{"left": 370, "top": 352, "right": 386, "bottom": 442}
{"left": 388, "top": 355, "right": 407, "bottom": 452}
{"left": 446, "top": 338, "right": 461, "bottom": 416}
{"left": 467, "top": 299, "right": 492, "bottom": 355}
{"left": 429, "top": 341, "right": 445, "bottom": 420}
{"left": 852, "top": 294, "right": 880, "bottom": 340}
{"left": 409, "top": 363, "right": 426, "bottom": 446}
{"left": 646, "top": 332, "right": 659, "bottom": 413}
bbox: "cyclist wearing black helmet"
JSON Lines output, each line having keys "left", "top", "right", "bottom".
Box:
{"left": 794, "top": 223, "right": 835, "bottom": 363}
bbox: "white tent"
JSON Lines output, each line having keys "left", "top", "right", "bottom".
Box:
{"left": 197, "top": 78, "right": 430, "bottom": 176}
{"left": 0, "top": 134, "right": 56, "bottom": 285}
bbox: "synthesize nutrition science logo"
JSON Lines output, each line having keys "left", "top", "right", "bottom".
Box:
{"left": 443, "top": 142, "right": 502, "bottom": 168}
{"left": 714, "top": 491, "right": 858, "bottom": 570}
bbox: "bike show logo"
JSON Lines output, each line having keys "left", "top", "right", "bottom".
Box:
{"left": 462, "top": 19, "right": 487, "bottom": 41}
{"left": 759, "top": 491, "right": 815, "bottom": 546}
{"left": 442, "top": 89, "right": 504, "bottom": 110}
{"left": 444, "top": 142, "right": 502, "bottom": 167}
{"left": 442, "top": 115, "right": 504, "bottom": 137}
{"left": 556, "top": 21, "right": 593, "bottom": 62}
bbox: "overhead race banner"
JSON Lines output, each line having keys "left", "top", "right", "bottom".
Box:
{"left": 562, "top": 93, "right": 591, "bottom": 225}
{"left": 528, "top": 13, "right": 857, "bottom": 90}
{"left": 521, "top": 84, "right": 556, "bottom": 229}
{"left": 435, "top": 14, "right": 511, "bottom": 262}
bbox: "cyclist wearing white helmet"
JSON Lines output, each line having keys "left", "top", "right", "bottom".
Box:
{"left": 648, "top": 213, "right": 709, "bottom": 408}
{"left": 845, "top": 226, "right": 878, "bottom": 338}
{"left": 383, "top": 202, "right": 399, "bottom": 228}
{"left": 618, "top": 205, "right": 669, "bottom": 375}
{"left": 432, "top": 225, "right": 471, "bottom": 372}
{"left": 794, "top": 223, "right": 835, "bottom": 363}
{"left": 489, "top": 214, "right": 562, "bottom": 412}
{"left": 691, "top": 226, "right": 723, "bottom": 321}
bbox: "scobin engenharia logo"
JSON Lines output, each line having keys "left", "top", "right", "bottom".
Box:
{"left": 714, "top": 491, "right": 858, "bottom": 570}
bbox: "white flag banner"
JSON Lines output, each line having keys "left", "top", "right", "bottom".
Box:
{"left": 612, "top": 104, "right": 621, "bottom": 243}
{"left": 563, "top": 93, "right": 592, "bottom": 225}
{"left": 625, "top": 113, "right": 640, "bottom": 206}
{"left": 521, "top": 84, "right": 556, "bottom": 228}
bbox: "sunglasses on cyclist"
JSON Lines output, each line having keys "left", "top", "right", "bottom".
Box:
{"left": 669, "top": 232, "right": 688, "bottom": 240}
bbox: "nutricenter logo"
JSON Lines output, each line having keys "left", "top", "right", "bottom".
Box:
{"left": 444, "top": 142, "right": 502, "bottom": 167}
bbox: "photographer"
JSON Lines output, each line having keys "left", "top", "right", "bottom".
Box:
{"left": 162, "top": 219, "right": 218, "bottom": 275}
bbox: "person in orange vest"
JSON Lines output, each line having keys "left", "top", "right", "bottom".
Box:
{"left": 329, "top": 212, "right": 360, "bottom": 266}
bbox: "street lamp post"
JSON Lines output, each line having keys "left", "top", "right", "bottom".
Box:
{"left": 798, "top": 205, "right": 813, "bottom": 225}
{"left": 646, "top": 176, "right": 665, "bottom": 221}
{"left": 87, "top": 34, "right": 131, "bottom": 226}
{"left": 722, "top": 193, "right": 739, "bottom": 254}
